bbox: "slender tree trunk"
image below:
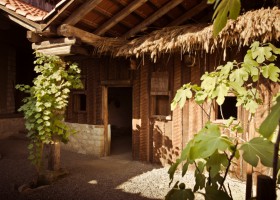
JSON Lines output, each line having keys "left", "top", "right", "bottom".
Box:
{"left": 48, "top": 140, "right": 60, "bottom": 171}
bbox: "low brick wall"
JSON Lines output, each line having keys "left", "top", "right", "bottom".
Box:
{"left": 0, "top": 117, "right": 25, "bottom": 139}
{"left": 62, "top": 123, "right": 110, "bottom": 157}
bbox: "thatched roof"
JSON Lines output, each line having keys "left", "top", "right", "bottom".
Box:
{"left": 116, "top": 7, "right": 280, "bottom": 60}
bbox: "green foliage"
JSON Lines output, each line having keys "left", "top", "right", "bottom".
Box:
{"left": 210, "top": 0, "right": 241, "bottom": 36}
{"left": 16, "top": 52, "right": 83, "bottom": 170}
{"left": 259, "top": 96, "right": 280, "bottom": 139}
{"left": 240, "top": 137, "right": 275, "bottom": 167}
{"left": 171, "top": 42, "right": 280, "bottom": 114}
{"left": 166, "top": 42, "right": 280, "bottom": 199}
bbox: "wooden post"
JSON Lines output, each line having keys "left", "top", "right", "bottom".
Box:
{"left": 102, "top": 86, "right": 109, "bottom": 156}
{"left": 256, "top": 175, "right": 276, "bottom": 200}
{"left": 48, "top": 140, "right": 60, "bottom": 171}
{"left": 245, "top": 173, "right": 252, "bottom": 200}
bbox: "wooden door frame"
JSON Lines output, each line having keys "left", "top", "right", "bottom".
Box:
{"left": 102, "top": 81, "right": 133, "bottom": 157}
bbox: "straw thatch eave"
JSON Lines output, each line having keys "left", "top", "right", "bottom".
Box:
{"left": 115, "top": 7, "right": 280, "bottom": 61}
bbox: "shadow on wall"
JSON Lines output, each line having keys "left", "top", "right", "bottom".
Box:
{"left": 153, "top": 124, "right": 180, "bottom": 166}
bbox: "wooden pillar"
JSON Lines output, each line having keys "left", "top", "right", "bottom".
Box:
{"left": 102, "top": 86, "right": 109, "bottom": 156}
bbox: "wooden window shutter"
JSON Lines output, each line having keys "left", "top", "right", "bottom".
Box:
{"left": 151, "top": 72, "right": 169, "bottom": 95}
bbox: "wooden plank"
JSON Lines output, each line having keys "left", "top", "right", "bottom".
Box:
{"left": 94, "top": 0, "right": 147, "bottom": 36}
{"left": 57, "top": 24, "right": 126, "bottom": 48}
{"left": 100, "top": 80, "right": 132, "bottom": 86}
{"left": 168, "top": 0, "right": 208, "bottom": 27}
{"left": 32, "top": 37, "right": 77, "bottom": 49}
{"left": 123, "top": 0, "right": 184, "bottom": 38}
{"left": 151, "top": 72, "right": 169, "bottom": 94}
{"left": 34, "top": 45, "right": 89, "bottom": 56}
{"left": 63, "top": 0, "right": 103, "bottom": 25}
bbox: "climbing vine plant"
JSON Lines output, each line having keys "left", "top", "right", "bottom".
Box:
{"left": 16, "top": 53, "right": 83, "bottom": 171}
{"left": 166, "top": 42, "right": 280, "bottom": 199}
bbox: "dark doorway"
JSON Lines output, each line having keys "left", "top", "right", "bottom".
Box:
{"left": 108, "top": 87, "right": 132, "bottom": 156}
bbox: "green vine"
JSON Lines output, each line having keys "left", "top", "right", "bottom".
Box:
{"left": 16, "top": 52, "right": 83, "bottom": 171}
{"left": 166, "top": 42, "right": 280, "bottom": 199}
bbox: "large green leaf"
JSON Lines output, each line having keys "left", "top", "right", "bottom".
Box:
{"left": 261, "top": 63, "right": 280, "bottom": 82}
{"left": 240, "top": 137, "right": 275, "bottom": 167}
{"left": 229, "top": 68, "right": 248, "bottom": 86}
{"left": 215, "top": 83, "right": 229, "bottom": 105}
{"left": 252, "top": 46, "right": 273, "bottom": 63}
{"left": 190, "top": 123, "right": 232, "bottom": 159}
{"left": 171, "top": 87, "right": 192, "bottom": 110}
{"left": 194, "top": 163, "right": 206, "bottom": 192}
{"left": 206, "top": 151, "right": 228, "bottom": 178}
{"left": 168, "top": 159, "right": 182, "bottom": 185}
{"left": 212, "top": 0, "right": 241, "bottom": 36}
{"left": 259, "top": 96, "right": 280, "bottom": 138}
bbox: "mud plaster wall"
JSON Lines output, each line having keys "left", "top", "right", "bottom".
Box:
{"left": 62, "top": 123, "right": 110, "bottom": 157}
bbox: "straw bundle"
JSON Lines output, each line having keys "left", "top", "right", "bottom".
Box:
{"left": 115, "top": 7, "right": 280, "bottom": 61}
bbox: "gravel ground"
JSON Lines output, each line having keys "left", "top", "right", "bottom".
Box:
{"left": 0, "top": 137, "right": 278, "bottom": 200}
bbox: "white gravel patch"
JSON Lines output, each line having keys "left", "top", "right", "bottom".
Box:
{"left": 116, "top": 167, "right": 268, "bottom": 200}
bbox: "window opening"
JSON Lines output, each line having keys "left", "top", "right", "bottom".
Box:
{"left": 217, "top": 96, "right": 238, "bottom": 120}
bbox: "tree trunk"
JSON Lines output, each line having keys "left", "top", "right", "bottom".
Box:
{"left": 48, "top": 140, "right": 60, "bottom": 171}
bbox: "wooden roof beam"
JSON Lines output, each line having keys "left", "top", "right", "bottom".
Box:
{"left": 168, "top": 0, "right": 209, "bottom": 27}
{"left": 63, "top": 0, "right": 103, "bottom": 25}
{"left": 122, "top": 0, "right": 184, "bottom": 39}
{"left": 57, "top": 24, "right": 126, "bottom": 48}
{"left": 94, "top": 0, "right": 147, "bottom": 36}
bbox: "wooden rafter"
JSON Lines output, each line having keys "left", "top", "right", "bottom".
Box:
{"left": 63, "top": 0, "right": 103, "bottom": 25}
{"left": 57, "top": 24, "right": 126, "bottom": 49}
{"left": 94, "top": 0, "right": 147, "bottom": 36}
{"left": 122, "top": 0, "right": 184, "bottom": 39}
{"left": 168, "top": 0, "right": 209, "bottom": 27}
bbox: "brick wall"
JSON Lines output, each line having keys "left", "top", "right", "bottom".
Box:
{"left": 139, "top": 58, "right": 150, "bottom": 161}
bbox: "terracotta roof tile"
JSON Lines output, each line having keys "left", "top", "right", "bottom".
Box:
{"left": 0, "top": 0, "right": 48, "bottom": 21}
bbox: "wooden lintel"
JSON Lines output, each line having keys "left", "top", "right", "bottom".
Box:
{"left": 94, "top": 0, "right": 147, "bottom": 36}
{"left": 100, "top": 80, "right": 132, "bottom": 86}
{"left": 63, "top": 0, "right": 103, "bottom": 25}
{"left": 34, "top": 45, "right": 89, "bottom": 56}
{"left": 57, "top": 24, "right": 126, "bottom": 49}
{"left": 168, "top": 0, "right": 209, "bottom": 27}
{"left": 122, "top": 0, "right": 184, "bottom": 39}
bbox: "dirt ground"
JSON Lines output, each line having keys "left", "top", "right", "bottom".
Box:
{"left": 0, "top": 135, "right": 162, "bottom": 200}
{"left": 1, "top": 135, "right": 279, "bottom": 200}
